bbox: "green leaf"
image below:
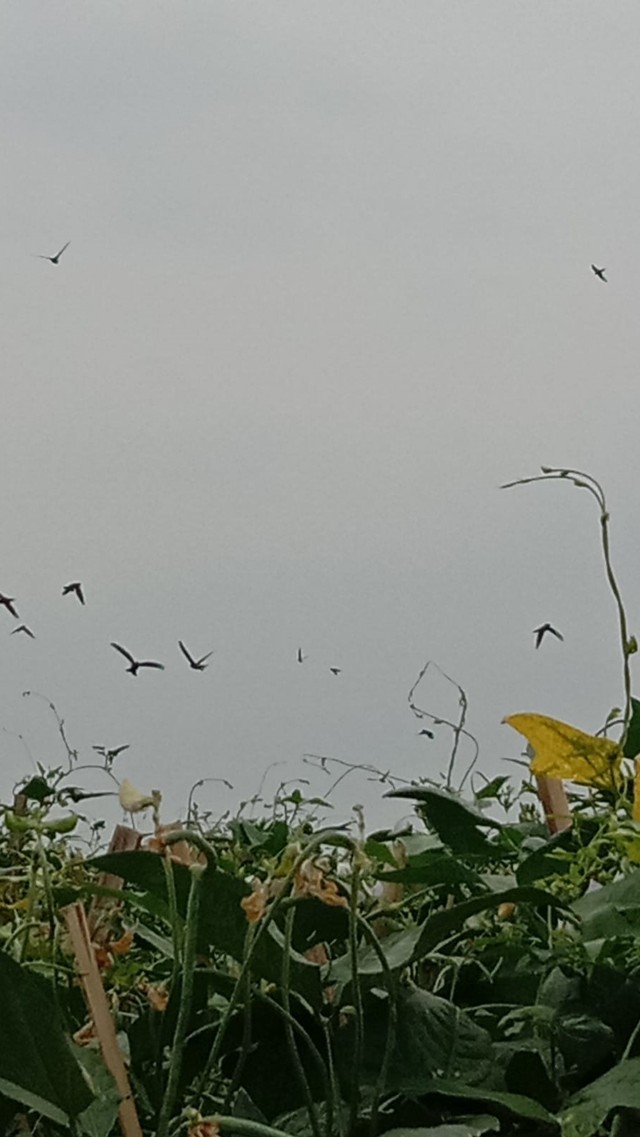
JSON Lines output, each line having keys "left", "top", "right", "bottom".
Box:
{"left": 573, "top": 872, "right": 640, "bottom": 942}
{"left": 331, "top": 887, "right": 563, "bottom": 981}
{"left": 474, "top": 776, "right": 510, "bottom": 802}
{"left": 0, "top": 952, "right": 93, "bottom": 1125}
{"left": 375, "top": 850, "right": 483, "bottom": 888}
{"left": 20, "top": 775, "right": 53, "bottom": 802}
{"left": 623, "top": 697, "right": 640, "bottom": 758}
{"left": 386, "top": 787, "right": 501, "bottom": 856}
{"left": 73, "top": 1046, "right": 121, "bottom": 1137}
{"left": 411, "top": 887, "right": 563, "bottom": 963}
{"left": 349, "top": 983, "right": 494, "bottom": 1089}
{"left": 402, "top": 1081, "right": 558, "bottom": 1127}
{"left": 561, "top": 1056, "right": 640, "bottom": 1137}
{"left": 383, "top": 1122, "right": 499, "bottom": 1137}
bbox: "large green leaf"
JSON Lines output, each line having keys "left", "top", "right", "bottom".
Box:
{"left": 375, "top": 850, "right": 483, "bottom": 889}
{"left": 89, "top": 852, "right": 322, "bottom": 1006}
{"left": 560, "top": 1057, "right": 640, "bottom": 1136}
{"left": 337, "top": 983, "right": 494, "bottom": 1091}
{"left": 572, "top": 872, "right": 640, "bottom": 942}
{"left": 386, "top": 788, "right": 501, "bottom": 857}
{"left": 0, "top": 952, "right": 93, "bottom": 1125}
{"left": 412, "top": 887, "right": 561, "bottom": 961}
{"left": 383, "top": 1123, "right": 498, "bottom": 1137}
{"left": 331, "top": 887, "right": 562, "bottom": 981}
{"left": 402, "top": 1081, "right": 558, "bottom": 1128}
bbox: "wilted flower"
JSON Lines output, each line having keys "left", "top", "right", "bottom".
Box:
{"left": 240, "top": 879, "right": 271, "bottom": 923}
{"left": 294, "top": 858, "right": 348, "bottom": 908}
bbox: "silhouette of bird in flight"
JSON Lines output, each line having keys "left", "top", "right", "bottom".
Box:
{"left": 0, "top": 595, "right": 19, "bottom": 619}
{"left": 11, "top": 625, "right": 35, "bottom": 639}
{"left": 38, "top": 241, "right": 70, "bottom": 265}
{"left": 533, "top": 623, "right": 564, "bottom": 649}
{"left": 297, "top": 648, "right": 307, "bottom": 663}
{"left": 111, "top": 643, "right": 165, "bottom": 676}
{"left": 178, "top": 640, "right": 213, "bottom": 671}
{"left": 62, "top": 581, "right": 85, "bottom": 605}
{"left": 419, "top": 728, "right": 435, "bottom": 739}
{"left": 329, "top": 667, "right": 341, "bottom": 676}
{"left": 591, "top": 264, "right": 607, "bottom": 282}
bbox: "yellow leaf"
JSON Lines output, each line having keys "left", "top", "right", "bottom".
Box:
{"left": 503, "top": 712, "right": 621, "bottom": 787}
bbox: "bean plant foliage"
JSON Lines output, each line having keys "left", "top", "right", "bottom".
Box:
{"left": 3, "top": 468, "right": 640, "bottom": 1137}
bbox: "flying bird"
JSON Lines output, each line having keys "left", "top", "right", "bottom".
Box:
{"left": 591, "top": 264, "right": 607, "bottom": 282}
{"left": 297, "top": 648, "right": 307, "bottom": 663}
{"left": 533, "top": 623, "right": 564, "bottom": 649}
{"left": 0, "top": 595, "right": 19, "bottom": 619}
{"left": 419, "top": 728, "right": 435, "bottom": 739}
{"left": 62, "top": 581, "right": 85, "bottom": 605}
{"left": 178, "top": 640, "right": 213, "bottom": 671}
{"left": 37, "top": 241, "right": 70, "bottom": 265}
{"left": 111, "top": 642, "right": 165, "bottom": 676}
{"left": 329, "top": 667, "right": 341, "bottom": 676}
{"left": 11, "top": 625, "right": 35, "bottom": 639}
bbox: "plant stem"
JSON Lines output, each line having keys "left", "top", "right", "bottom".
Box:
{"left": 156, "top": 862, "right": 205, "bottom": 1137}
{"left": 208, "top": 1118, "right": 294, "bottom": 1137}
{"left": 356, "top": 915, "right": 398, "bottom": 1137}
{"left": 258, "top": 990, "right": 335, "bottom": 1135}
{"left": 347, "top": 862, "right": 364, "bottom": 1136}
{"left": 281, "top": 906, "right": 323, "bottom": 1137}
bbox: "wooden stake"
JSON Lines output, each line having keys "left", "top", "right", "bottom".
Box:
{"left": 88, "top": 824, "right": 141, "bottom": 941}
{"left": 62, "top": 901, "right": 143, "bottom": 1137}
{"left": 535, "top": 774, "right": 572, "bottom": 833}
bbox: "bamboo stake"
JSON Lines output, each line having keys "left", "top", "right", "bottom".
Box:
{"left": 63, "top": 901, "right": 143, "bottom": 1137}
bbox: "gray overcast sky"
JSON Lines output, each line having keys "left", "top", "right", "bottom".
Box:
{"left": 1, "top": 2, "right": 639, "bottom": 830}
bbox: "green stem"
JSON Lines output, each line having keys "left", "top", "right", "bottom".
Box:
{"left": 163, "top": 852, "right": 183, "bottom": 974}
{"left": 156, "top": 862, "right": 205, "bottom": 1137}
{"left": 223, "top": 927, "right": 254, "bottom": 1109}
{"left": 263, "top": 993, "right": 337, "bottom": 1137}
{"left": 356, "top": 915, "right": 397, "bottom": 1137}
{"left": 209, "top": 1118, "right": 294, "bottom": 1137}
{"left": 322, "top": 1017, "right": 346, "bottom": 1137}
{"left": 347, "top": 863, "right": 364, "bottom": 1136}
{"left": 282, "top": 907, "right": 323, "bottom": 1137}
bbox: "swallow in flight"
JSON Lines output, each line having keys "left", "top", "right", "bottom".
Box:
{"left": 38, "top": 241, "right": 70, "bottom": 265}
{"left": 178, "top": 640, "right": 213, "bottom": 671}
{"left": 329, "top": 667, "right": 341, "bottom": 676}
{"left": 533, "top": 623, "right": 564, "bottom": 649}
{"left": 11, "top": 625, "right": 35, "bottom": 638}
{"left": 0, "top": 595, "right": 19, "bottom": 619}
{"left": 297, "top": 648, "right": 307, "bottom": 663}
{"left": 111, "top": 643, "right": 165, "bottom": 676}
{"left": 591, "top": 264, "right": 607, "bottom": 282}
{"left": 62, "top": 581, "right": 85, "bottom": 605}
